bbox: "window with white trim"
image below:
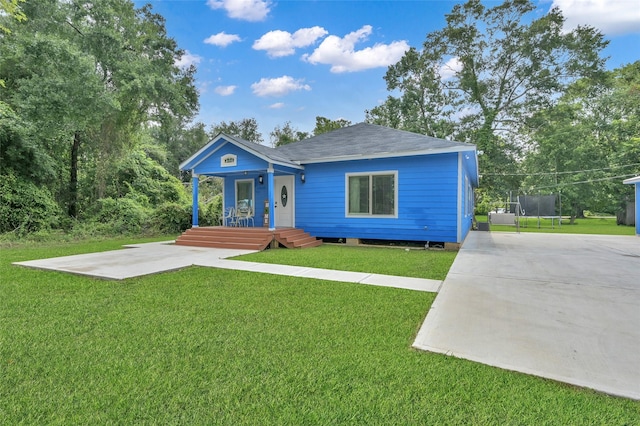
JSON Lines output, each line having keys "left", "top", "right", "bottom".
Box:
{"left": 346, "top": 172, "right": 397, "bottom": 217}
{"left": 236, "top": 179, "right": 254, "bottom": 211}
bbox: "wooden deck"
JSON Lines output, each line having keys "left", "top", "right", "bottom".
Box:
{"left": 175, "top": 227, "right": 322, "bottom": 251}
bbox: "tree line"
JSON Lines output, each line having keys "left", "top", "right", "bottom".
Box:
{"left": 1, "top": 0, "right": 638, "bottom": 237}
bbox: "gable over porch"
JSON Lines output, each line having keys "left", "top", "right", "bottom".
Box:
{"left": 179, "top": 132, "right": 304, "bottom": 230}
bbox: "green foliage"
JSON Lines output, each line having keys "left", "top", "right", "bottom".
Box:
{"left": 0, "top": 0, "right": 198, "bottom": 224}
{"left": 313, "top": 116, "right": 351, "bottom": 136}
{"left": 106, "top": 149, "right": 189, "bottom": 207}
{"left": 0, "top": 106, "right": 55, "bottom": 184}
{"left": 368, "top": 0, "right": 608, "bottom": 197}
{"left": 522, "top": 62, "right": 640, "bottom": 220}
{"left": 210, "top": 118, "right": 264, "bottom": 144}
{"left": 270, "top": 121, "right": 310, "bottom": 147}
{"left": 0, "top": 172, "right": 61, "bottom": 234}
{"left": 473, "top": 188, "right": 497, "bottom": 216}
{"left": 200, "top": 194, "right": 223, "bottom": 226}
{"left": 90, "top": 196, "right": 150, "bottom": 235}
{"left": 151, "top": 202, "right": 191, "bottom": 234}
{"left": 150, "top": 121, "right": 210, "bottom": 177}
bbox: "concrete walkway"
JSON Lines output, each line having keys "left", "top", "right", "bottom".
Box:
{"left": 13, "top": 242, "right": 442, "bottom": 292}
{"left": 413, "top": 232, "right": 640, "bottom": 400}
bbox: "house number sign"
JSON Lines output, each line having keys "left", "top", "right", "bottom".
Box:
{"left": 221, "top": 154, "right": 237, "bottom": 167}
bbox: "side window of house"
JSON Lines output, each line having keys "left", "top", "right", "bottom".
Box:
{"left": 347, "top": 172, "right": 397, "bottom": 217}
{"left": 466, "top": 176, "right": 473, "bottom": 216}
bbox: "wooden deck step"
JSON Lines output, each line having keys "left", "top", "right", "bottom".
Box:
{"left": 274, "top": 228, "right": 322, "bottom": 249}
{"left": 175, "top": 226, "right": 321, "bottom": 250}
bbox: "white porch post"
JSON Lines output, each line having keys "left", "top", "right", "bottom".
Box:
{"left": 192, "top": 172, "right": 199, "bottom": 227}
{"left": 267, "top": 165, "right": 275, "bottom": 230}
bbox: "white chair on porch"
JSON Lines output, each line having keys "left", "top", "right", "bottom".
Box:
{"left": 221, "top": 207, "right": 237, "bottom": 227}
{"left": 236, "top": 200, "right": 254, "bottom": 227}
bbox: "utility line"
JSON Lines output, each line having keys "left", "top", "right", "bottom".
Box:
{"left": 524, "top": 173, "right": 638, "bottom": 191}
{"left": 483, "top": 162, "right": 640, "bottom": 177}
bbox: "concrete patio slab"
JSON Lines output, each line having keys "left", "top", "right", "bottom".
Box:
{"left": 13, "top": 242, "right": 259, "bottom": 280}
{"left": 413, "top": 232, "right": 640, "bottom": 400}
{"left": 13, "top": 241, "right": 442, "bottom": 292}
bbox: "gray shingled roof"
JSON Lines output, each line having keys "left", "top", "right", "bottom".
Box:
{"left": 223, "top": 133, "right": 295, "bottom": 166}
{"left": 274, "top": 122, "right": 474, "bottom": 163}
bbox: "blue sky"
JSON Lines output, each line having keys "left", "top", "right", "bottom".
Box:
{"left": 135, "top": 0, "right": 640, "bottom": 143}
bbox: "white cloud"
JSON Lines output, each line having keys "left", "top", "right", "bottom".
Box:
{"left": 251, "top": 76, "right": 311, "bottom": 97}
{"left": 268, "top": 102, "right": 285, "bottom": 109}
{"left": 439, "top": 57, "right": 462, "bottom": 80}
{"left": 551, "top": 0, "right": 640, "bottom": 35}
{"left": 174, "top": 50, "right": 202, "bottom": 69}
{"left": 303, "top": 25, "right": 410, "bottom": 73}
{"left": 204, "top": 32, "right": 242, "bottom": 47}
{"left": 253, "top": 26, "right": 328, "bottom": 58}
{"left": 207, "top": 0, "right": 271, "bottom": 22}
{"left": 215, "top": 85, "right": 237, "bottom": 96}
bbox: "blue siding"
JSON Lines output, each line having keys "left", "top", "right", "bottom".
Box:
{"left": 295, "top": 153, "right": 460, "bottom": 242}
{"left": 636, "top": 185, "right": 640, "bottom": 236}
{"left": 459, "top": 152, "right": 476, "bottom": 241}
{"left": 194, "top": 142, "right": 268, "bottom": 175}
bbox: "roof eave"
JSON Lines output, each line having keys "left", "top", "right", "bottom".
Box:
{"left": 179, "top": 132, "right": 303, "bottom": 171}
{"left": 293, "top": 145, "right": 477, "bottom": 165}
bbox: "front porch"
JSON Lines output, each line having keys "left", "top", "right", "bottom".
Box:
{"left": 175, "top": 227, "right": 322, "bottom": 251}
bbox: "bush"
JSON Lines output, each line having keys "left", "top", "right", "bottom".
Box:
{"left": 200, "top": 194, "right": 222, "bottom": 226}
{"left": 0, "top": 172, "right": 62, "bottom": 234}
{"left": 91, "top": 196, "right": 150, "bottom": 235}
{"left": 151, "top": 202, "right": 191, "bottom": 234}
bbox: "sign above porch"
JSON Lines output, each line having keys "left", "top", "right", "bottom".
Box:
{"left": 221, "top": 153, "right": 237, "bottom": 168}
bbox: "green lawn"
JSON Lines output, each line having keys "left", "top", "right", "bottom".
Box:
{"left": 236, "top": 244, "right": 457, "bottom": 281}
{"left": 476, "top": 216, "right": 636, "bottom": 235}
{"left": 1, "top": 239, "right": 639, "bottom": 424}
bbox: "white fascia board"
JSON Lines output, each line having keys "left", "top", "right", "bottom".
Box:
{"left": 190, "top": 142, "right": 227, "bottom": 170}
{"left": 623, "top": 176, "right": 640, "bottom": 185}
{"left": 179, "top": 133, "right": 303, "bottom": 172}
{"left": 295, "top": 145, "right": 477, "bottom": 165}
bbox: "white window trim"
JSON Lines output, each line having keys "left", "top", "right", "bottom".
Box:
{"left": 235, "top": 179, "right": 255, "bottom": 209}
{"left": 345, "top": 171, "right": 398, "bottom": 218}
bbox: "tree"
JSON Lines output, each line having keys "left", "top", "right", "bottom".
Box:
{"left": 0, "top": 0, "right": 198, "bottom": 218}
{"left": 150, "top": 121, "right": 210, "bottom": 177}
{"left": 0, "top": 0, "right": 26, "bottom": 35}
{"left": 270, "top": 121, "right": 310, "bottom": 147}
{"left": 210, "top": 118, "right": 264, "bottom": 144}
{"left": 313, "top": 116, "right": 351, "bottom": 136}
{"left": 521, "top": 62, "right": 640, "bottom": 223}
{"left": 368, "top": 0, "right": 608, "bottom": 197}
{"left": 365, "top": 47, "right": 456, "bottom": 139}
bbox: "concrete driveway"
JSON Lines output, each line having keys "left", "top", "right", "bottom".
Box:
{"left": 413, "top": 231, "right": 640, "bottom": 400}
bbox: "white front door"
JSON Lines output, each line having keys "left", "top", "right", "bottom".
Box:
{"left": 274, "top": 175, "right": 294, "bottom": 228}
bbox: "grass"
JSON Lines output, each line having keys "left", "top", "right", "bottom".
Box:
{"left": 1, "top": 239, "right": 639, "bottom": 424}
{"left": 235, "top": 244, "right": 457, "bottom": 281}
{"left": 476, "top": 216, "right": 636, "bottom": 235}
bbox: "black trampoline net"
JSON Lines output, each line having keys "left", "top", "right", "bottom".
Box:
{"left": 513, "top": 195, "right": 558, "bottom": 217}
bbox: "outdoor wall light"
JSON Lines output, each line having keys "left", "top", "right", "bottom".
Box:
{"left": 258, "top": 175, "right": 264, "bottom": 184}
{"left": 300, "top": 173, "right": 305, "bottom": 183}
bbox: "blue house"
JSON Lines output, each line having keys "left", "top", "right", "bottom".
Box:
{"left": 623, "top": 176, "right": 640, "bottom": 236}
{"left": 179, "top": 123, "right": 479, "bottom": 247}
